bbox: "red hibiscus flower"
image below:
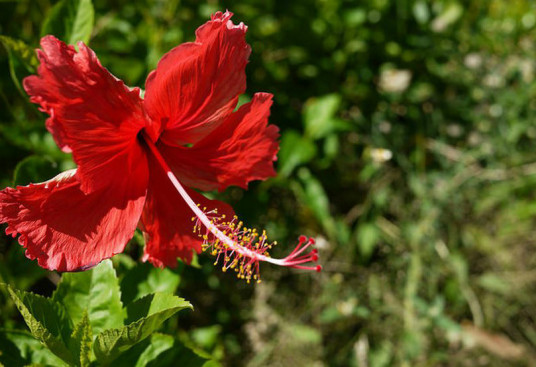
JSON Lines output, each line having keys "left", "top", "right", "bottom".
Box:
{"left": 0, "top": 11, "right": 319, "bottom": 281}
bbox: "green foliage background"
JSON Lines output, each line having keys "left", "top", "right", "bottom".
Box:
{"left": 1, "top": 0, "right": 536, "bottom": 366}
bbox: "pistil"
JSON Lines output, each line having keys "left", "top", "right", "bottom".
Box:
{"left": 142, "top": 132, "right": 321, "bottom": 282}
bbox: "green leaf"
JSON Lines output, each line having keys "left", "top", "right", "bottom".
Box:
{"left": 190, "top": 325, "right": 223, "bottom": 352}
{"left": 303, "top": 94, "right": 350, "bottom": 140}
{"left": 412, "top": 0, "right": 430, "bottom": 24}
{"left": 41, "top": 0, "right": 94, "bottom": 45}
{"left": 296, "top": 168, "right": 337, "bottom": 240}
{"left": 356, "top": 222, "right": 381, "bottom": 261}
{"left": 431, "top": 1, "right": 463, "bottom": 32}
{"left": 68, "top": 312, "right": 92, "bottom": 367}
{"left": 277, "top": 130, "right": 317, "bottom": 177}
{"left": 0, "top": 36, "right": 38, "bottom": 97}
{"left": 477, "top": 273, "right": 512, "bottom": 295}
{"left": 2, "top": 284, "right": 74, "bottom": 365}
{"left": 283, "top": 323, "right": 322, "bottom": 345}
{"left": 114, "top": 333, "right": 209, "bottom": 367}
{"left": 344, "top": 8, "right": 367, "bottom": 27}
{"left": 0, "top": 330, "right": 68, "bottom": 367}
{"left": 12, "top": 155, "right": 59, "bottom": 186}
{"left": 144, "top": 340, "right": 210, "bottom": 367}
{"left": 120, "top": 262, "right": 181, "bottom": 305}
{"left": 323, "top": 133, "right": 339, "bottom": 162}
{"left": 53, "top": 260, "right": 124, "bottom": 335}
{"left": 93, "top": 293, "right": 192, "bottom": 364}
{"left": 0, "top": 36, "right": 38, "bottom": 72}
{"left": 1, "top": 245, "right": 47, "bottom": 291}
{"left": 112, "top": 333, "right": 174, "bottom": 367}
{"left": 0, "top": 330, "right": 26, "bottom": 366}
{"left": 124, "top": 293, "right": 192, "bottom": 326}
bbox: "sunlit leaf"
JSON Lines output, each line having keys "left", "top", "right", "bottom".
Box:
{"left": 0, "top": 36, "right": 37, "bottom": 97}
{"left": 0, "top": 36, "right": 38, "bottom": 72}
{"left": 277, "top": 130, "right": 317, "bottom": 177}
{"left": 431, "top": 2, "right": 463, "bottom": 32}
{"left": 41, "top": 0, "right": 94, "bottom": 45}
{"left": 68, "top": 312, "right": 92, "bottom": 367}
{"left": 52, "top": 260, "right": 124, "bottom": 335}
{"left": 303, "top": 94, "right": 350, "bottom": 140}
{"left": 344, "top": 8, "right": 367, "bottom": 27}
{"left": 412, "top": 1, "right": 430, "bottom": 24}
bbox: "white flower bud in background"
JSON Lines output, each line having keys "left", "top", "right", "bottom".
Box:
{"left": 370, "top": 148, "right": 393, "bottom": 163}
{"left": 378, "top": 69, "right": 412, "bottom": 93}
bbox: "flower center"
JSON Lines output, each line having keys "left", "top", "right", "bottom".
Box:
{"left": 141, "top": 132, "right": 321, "bottom": 282}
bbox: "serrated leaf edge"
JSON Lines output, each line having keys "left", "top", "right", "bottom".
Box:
{"left": 1, "top": 284, "right": 75, "bottom": 365}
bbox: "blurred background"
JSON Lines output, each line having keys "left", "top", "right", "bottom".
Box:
{"left": 1, "top": 0, "right": 536, "bottom": 366}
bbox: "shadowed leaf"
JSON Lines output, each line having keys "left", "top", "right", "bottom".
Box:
{"left": 0, "top": 330, "right": 68, "bottom": 367}
{"left": 1, "top": 284, "right": 74, "bottom": 365}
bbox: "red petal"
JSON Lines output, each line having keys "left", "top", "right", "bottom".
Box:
{"left": 140, "top": 153, "right": 235, "bottom": 268}
{"left": 23, "top": 36, "right": 151, "bottom": 194}
{"left": 0, "top": 169, "right": 147, "bottom": 272}
{"left": 159, "top": 93, "right": 279, "bottom": 192}
{"left": 144, "top": 11, "right": 251, "bottom": 146}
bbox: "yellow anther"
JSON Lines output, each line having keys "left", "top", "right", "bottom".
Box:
{"left": 193, "top": 203, "right": 276, "bottom": 285}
